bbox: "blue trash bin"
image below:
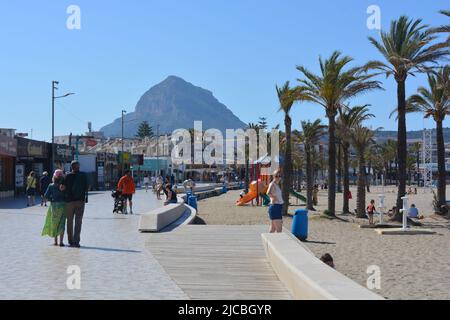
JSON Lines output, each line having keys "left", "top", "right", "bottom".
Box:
{"left": 292, "top": 209, "right": 308, "bottom": 241}
{"left": 222, "top": 185, "right": 228, "bottom": 193}
{"left": 188, "top": 196, "right": 198, "bottom": 210}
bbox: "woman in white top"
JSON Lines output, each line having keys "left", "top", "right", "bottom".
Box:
{"left": 266, "top": 169, "right": 284, "bottom": 233}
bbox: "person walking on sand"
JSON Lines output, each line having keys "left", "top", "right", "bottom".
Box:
{"left": 41, "top": 170, "right": 67, "bottom": 246}
{"left": 366, "top": 199, "right": 377, "bottom": 225}
{"left": 63, "top": 161, "right": 89, "bottom": 248}
{"left": 117, "top": 170, "right": 136, "bottom": 214}
{"left": 266, "top": 169, "right": 284, "bottom": 233}
{"left": 26, "top": 171, "right": 37, "bottom": 206}
{"left": 39, "top": 171, "right": 52, "bottom": 207}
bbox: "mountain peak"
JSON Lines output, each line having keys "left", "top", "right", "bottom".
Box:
{"left": 100, "top": 77, "right": 246, "bottom": 137}
{"left": 164, "top": 75, "right": 186, "bottom": 82}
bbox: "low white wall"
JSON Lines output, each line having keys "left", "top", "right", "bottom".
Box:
{"left": 261, "top": 233, "right": 384, "bottom": 300}
{"left": 139, "top": 201, "right": 190, "bottom": 232}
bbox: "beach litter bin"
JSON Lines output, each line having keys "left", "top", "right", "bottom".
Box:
{"left": 292, "top": 209, "right": 308, "bottom": 241}
{"left": 222, "top": 185, "right": 228, "bottom": 193}
{"left": 188, "top": 195, "right": 198, "bottom": 210}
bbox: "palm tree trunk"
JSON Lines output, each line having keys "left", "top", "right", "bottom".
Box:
{"left": 337, "top": 143, "right": 342, "bottom": 193}
{"left": 436, "top": 119, "right": 446, "bottom": 209}
{"left": 395, "top": 79, "right": 407, "bottom": 221}
{"left": 342, "top": 144, "right": 350, "bottom": 214}
{"left": 366, "top": 159, "right": 371, "bottom": 193}
{"left": 356, "top": 154, "right": 366, "bottom": 218}
{"left": 327, "top": 113, "right": 337, "bottom": 215}
{"left": 306, "top": 146, "right": 314, "bottom": 210}
{"left": 416, "top": 151, "right": 420, "bottom": 184}
{"left": 282, "top": 115, "right": 293, "bottom": 216}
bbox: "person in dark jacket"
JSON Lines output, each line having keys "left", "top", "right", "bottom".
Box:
{"left": 39, "top": 171, "right": 52, "bottom": 207}
{"left": 63, "top": 160, "right": 89, "bottom": 248}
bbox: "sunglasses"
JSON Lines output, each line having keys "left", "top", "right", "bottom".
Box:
{"left": 275, "top": 175, "right": 282, "bottom": 178}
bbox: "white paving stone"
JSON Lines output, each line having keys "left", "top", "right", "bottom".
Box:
{"left": 0, "top": 190, "right": 188, "bottom": 300}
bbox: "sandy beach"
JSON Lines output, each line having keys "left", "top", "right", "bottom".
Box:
{"left": 196, "top": 188, "right": 450, "bottom": 300}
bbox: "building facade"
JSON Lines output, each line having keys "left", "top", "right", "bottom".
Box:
{"left": 0, "top": 132, "right": 17, "bottom": 198}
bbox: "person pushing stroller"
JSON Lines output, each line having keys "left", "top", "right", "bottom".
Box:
{"left": 117, "top": 170, "right": 136, "bottom": 214}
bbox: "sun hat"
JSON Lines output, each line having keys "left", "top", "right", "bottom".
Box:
{"left": 53, "top": 169, "right": 64, "bottom": 178}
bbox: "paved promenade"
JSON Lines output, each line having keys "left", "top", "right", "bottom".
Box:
{"left": 0, "top": 190, "right": 187, "bottom": 299}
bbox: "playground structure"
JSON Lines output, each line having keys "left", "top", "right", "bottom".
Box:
{"left": 236, "top": 154, "right": 306, "bottom": 206}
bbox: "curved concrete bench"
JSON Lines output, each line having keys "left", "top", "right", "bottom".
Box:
{"left": 139, "top": 198, "right": 196, "bottom": 232}
{"left": 175, "top": 182, "right": 242, "bottom": 194}
{"left": 261, "top": 233, "right": 384, "bottom": 300}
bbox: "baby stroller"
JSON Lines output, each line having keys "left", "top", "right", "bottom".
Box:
{"left": 111, "top": 190, "right": 125, "bottom": 214}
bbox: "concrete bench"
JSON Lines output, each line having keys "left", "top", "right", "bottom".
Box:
{"left": 261, "top": 232, "right": 384, "bottom": 300}
{"left": 139, "top": 199, "right": 196, "bottom": 232}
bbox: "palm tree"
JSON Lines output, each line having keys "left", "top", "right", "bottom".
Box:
{"left": 407, "top": 66, "right": 450, "bottom": 210}
{"left": 350, "top": 126, "right": 375, "bottom": 217}
{"left": 337, "top": 104, "right": 374, "bottom": 213}
{"left": 381, "top": 140, "right": 398, "bottom": 185}
{"left": 277, "top": 82, "right": 311, "bottom": 216}
{"left": 371, "top": 143, "right": 385, "bottom": 186}
{"left": 291, "top": 130, "right": 305, "bottom": 191}
{"left": 428, "top": 10, "right": 450, "bottom": 46}
{"left": 245, "top": 122, "right": 260, "bottom": 192}
{"left": 301, "top": 120, "right": 327, "bottom": 210}
{"left": 297, "top": 51, "right": 381, "bottom": 215}
{"left": 368, "top": 16, "right": 449, "bottom": 218}
{"left": 407, "top": 154, "right": 417, "bottom": 186}
{"left": 409, "top": 141, "right": 422, "bottom": 184}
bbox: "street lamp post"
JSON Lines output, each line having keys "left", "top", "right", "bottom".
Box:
{"left": 156, "top": 124, "right": 160, "bottom": 176}
{"left": 51, "top": 81, "right": 74, "bottom": 173}
{"left": 121, "top": 110, "right": 127, "bottom": 173}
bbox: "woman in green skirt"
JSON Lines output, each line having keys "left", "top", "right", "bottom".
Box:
{"left": 42, "top": 170, "right": 67, "bottom": 246}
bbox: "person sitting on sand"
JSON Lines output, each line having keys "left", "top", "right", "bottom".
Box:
{"left": 388, "top": 206, "right": 397, "bottom": 217}
{"left": 366, "top": 199, "right": 377, "bottom": 225}
{"left": 408, "top": 204, "right": 424, "bottom": 219}
{"left": 320, "top": 253, "right": 335, "bottom": 269}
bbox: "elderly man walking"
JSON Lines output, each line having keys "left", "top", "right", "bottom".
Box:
{"left": 63, "top": 160, "right": 89, "bottom": 248}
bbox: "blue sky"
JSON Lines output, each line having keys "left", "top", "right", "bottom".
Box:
{"left": 0, "top": 0, "right": 449, "bottom": 142}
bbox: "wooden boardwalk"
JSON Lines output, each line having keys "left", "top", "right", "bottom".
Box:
{"left": 145, "top": 225, "right": 292, "bottom": 300}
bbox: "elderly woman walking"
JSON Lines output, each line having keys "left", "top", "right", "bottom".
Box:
{"left": 267, "top": 169, "right": 284, "bottom": 233}
{"left": 41, "top": 170, "right": 67, "bottom": 246}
